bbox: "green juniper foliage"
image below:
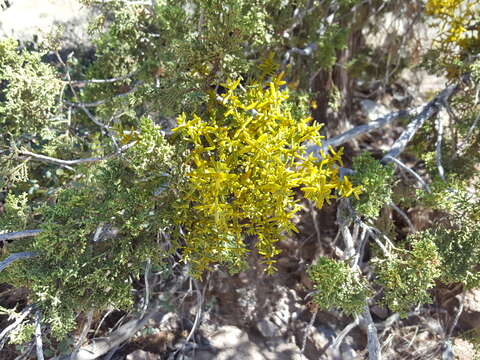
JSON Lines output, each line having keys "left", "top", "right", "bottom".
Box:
{"left": 350, "top": 152, "right": 395, "bottom": 219}
{"left": 0, "top": 118, "right": 184, "bottom": 338}
{"left": 308, "top": 257, "right": 371, "bottom": 316}
{"left": 0, "top": 39, "right": 62, "bottom": 137}
{"left": 374, "top": 236, "right": 441, "bottom": 315}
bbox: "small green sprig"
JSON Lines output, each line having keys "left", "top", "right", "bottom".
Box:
{"left": 374, "top": 236, "right": 441, "bottom": 315}
{"left": 351, "top": 153, "right": 395, "bottom": 220}
{"left": 308, "top": 257, "right": 371, "bottom": 316}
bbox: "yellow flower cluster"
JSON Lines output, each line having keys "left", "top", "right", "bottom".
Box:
{"left": 425, "top": 0, "right": 463, "bottom": 16}
{"left": 173, "top": 74, "right": 360, "bottom": 276}
{"left": 426, "top": 0, "right": 478, "bottom": 56}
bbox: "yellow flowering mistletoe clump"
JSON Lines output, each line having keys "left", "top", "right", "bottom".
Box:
{"left": 425, "top": 0, "right": 479, "bottom": 60}
{"left": 173, "top": 74, "right": 360, "bottom": 276}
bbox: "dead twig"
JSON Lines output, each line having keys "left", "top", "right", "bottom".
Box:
{"left": 300, "top": 307, "right": 318, "bottom": 359}
{"left": 332, "top": 317, "right": 360, "bottom": 349}
{"left": 458, "top": 112, "right": 480, "bottom": 156}
{"left": 60, "top": 301, "right": 163, "bottom": 360}
{"left": 447, "top": 292, "right": 465, "bottom": 339}
{"left": 307, "top": 108, "right": 414, "bottom": 157}
{"left": 19, "top": 142, "right": 136, "bottom": 168}
{"left": 65, "top": 82, "right": 141, "bottom": 108}
{"left": 389, "top": 203, "right": 415, "bottom": 232}
{"left": 363, "top": 305, "right": 382, "bottom": 360}
{"left": 34, "top": 311, "right": 45, "bottom": 360}
{"left": 71, "top": 311, "right": 94, "bottom": 360}
{"left": 0, "top": 229, "right": 42, "bottom": 242}
{"left": 176, "top": 276, "right": 209, "bottom": 356}
{"left": 435, "top": 108, "right": 446, "bottom": 181}
{"left": 141, "top": 258, "right": 152, "bottom": 317}
{"left": 0, "top": 252, "right": 38, "bottom": 272}
{"left": 383, "top": 155, "right": 431, "bottom": 193}
{"left": 68, "top": 71, "right": 137, "bottom": 86}
{"left": 382, "top": 82, "right": 460, "bottom": 163}
{"left": 309, "top": 201, "right": 322, "bottom": 247}
{"left": 55, "top": 51, "right": 120, "bottom": 149}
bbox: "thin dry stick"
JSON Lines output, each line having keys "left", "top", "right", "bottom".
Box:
{"left": 389, "top": 203, "right": 414, "bottom": 232}
{"left": 65, "top": 82, "right": 141, "bottom": 108}
{"left": 363, "top": 306, "right": 382, "bottom": 360}
{"left": 307, "top": 108, "right": 414, "bottom": 156}
{"left": 458, "top": 112, "right": 480, "bottom": 155}
{"left": 178, "top": 277, "right": 209, "bottom": 355}
{"left": 309, "top": 201, "right": 322, "bottom": 246}
{"left": 64, "top": 302, "right": 162, "bottom": 360}
{"left": 34, "top": 311, "right": 45, "bottom": 360}
{"left": 68, "top": 71, "right": 137, "bottom": 86}
{"left": 19, "top": 142, "right": 136, "bottom": 168}
{"left": 383, "top": 155, "right": 431, "bottom": 193}
{"left": 14, "top": 341, "right": 35, "bottom": 360}
{"left": 0, "top": 229, "right": 42, "bottom": 242}
{"left": 0, "top": 252, "right": 38, "bottom": 272}
{"left": 55, "top": 51, "right": 118, "bottom": 150}
{"left": 92, "top": 309, "right": 114, "bottom": 338}
{"left": 55, "top": 53, "right": 109, "bottom": 129}
{"left": 332, "top": 318, "right": 360, "bottom": 349}
{"left": 441, "top": 292, "right": 465, "bottom": 360}
{"left": 435, "top": 109, "right": 446, "bottom": 181}
{"left": 71, "top": 311, "right": 94, "bottom": 360}
{"left": 382, "top": 82, "right": 460, "bottom": 163}
{"left": 141, "top": 258, "right": 152, "bottom": 317}
{"left": 300, "top": 307, "right": 318, "bottom": 360}
{"left": 447, "top": 292, "right": 465, "bottom": 339}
